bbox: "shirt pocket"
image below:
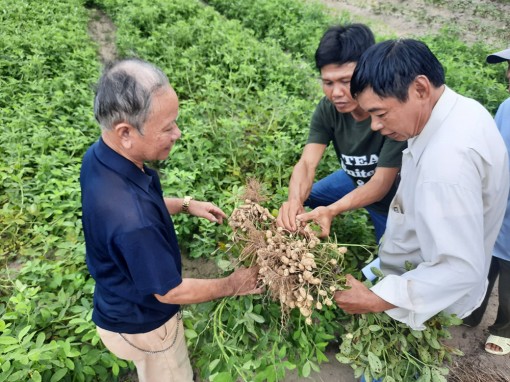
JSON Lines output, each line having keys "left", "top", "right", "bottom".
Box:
{"left": 380, "top": 198, "right": 413, "bottom": 255}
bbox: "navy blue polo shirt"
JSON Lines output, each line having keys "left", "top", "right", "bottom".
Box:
{"left": 80, "top": 138, "right": 181, "bottom": 334}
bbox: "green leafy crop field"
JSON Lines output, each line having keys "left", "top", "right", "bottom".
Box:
{"left": 0, "top": 0, "right": 508, "bottom": 381}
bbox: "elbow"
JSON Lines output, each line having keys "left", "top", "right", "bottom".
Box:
{"left": 155, "top": 285, "right": 183, "bottom": 304}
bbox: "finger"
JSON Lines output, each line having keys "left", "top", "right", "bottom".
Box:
{"left": 280, "top": 207, "right": 296, "bottom": 231}
{"left": 296, "top": 212, "right": 312, "bottom": 223}
{"left": 205, "top": 213, "right": 219, "bottom": 223}
{"left": 210, "top": 206, "right": 227, "bottom": 218}
{"left": 345, "top": 274, "right": 357, "bottom": 286}
{"left": 276, "top": 208, "right": 284, "bottom": 227}
{"left": 215, "top": 208, "right": 227, "bottom": 219}
{"left": 317, "top": 227, "right": 328, "bottom": 238}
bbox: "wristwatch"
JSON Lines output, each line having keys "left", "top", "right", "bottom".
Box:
{"left": 182, "top": 196, "right": 193, "bottom": 213}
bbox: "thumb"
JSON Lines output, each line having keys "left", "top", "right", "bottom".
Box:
{"left": 296, "top": 211, "right": 313, "bottom": 222}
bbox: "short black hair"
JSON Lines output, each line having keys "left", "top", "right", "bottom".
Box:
{"left": 350, "top": 39, "right": 445, "bottom": 102}
{"left": 314, "top": 24, "right": 375, "bottom": 70}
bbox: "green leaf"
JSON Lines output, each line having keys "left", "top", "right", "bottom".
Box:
{"left": 184, "top": 329, "right": 198, "bottom": 339}
{"left": 7, "top": 370, "right": 28, "bottom": 382}
{"left": 367, "top": 351, "right": 382, "bottom": 373}
{"left": 1, "top": 361, "right": 10, "bottom": 373}
{"left": 31, "top": 370, "right": 42, "bottom": 382}
{"left": 210, "top": 371, "right": 233, "bottom": 382}
{"left": 278, "top": 345, "right": 287, "bottom": 358}
{"left": 335, "top": 354, "right": 351, "bottom": 364}
{"left": 64, "top": 358, "right": 75, "bottom": 371}
{"left": 209, "top": 359, "right": 220, "bottom": 372}
{"left": 301, "top": 361, "right": 311, "bottom": 378}
{"left": 371, "top": 266, "right": 385, "bottom": 278}
{"left": 50, "top": 368, "right": 67, "bottom": 382}
{"left": 35, "top": 332, "right": 45, "bottom": 348}
{"left": 426, "top": 336, "right": 441, "bottom": 350}
{"left": 17, "top": 326, "right": 31, "bottom": 342}
{"left": 418, "top": 346, "right": 431, "bottom": 363}
{"left": 354, "top": 367, "right": 364, "bottom": 378}
{"left": 282, "top": 361, "right": 296, "bottom": 370}
{"left": 216, "top": 259, "right": 233, "bottom": 271}
{"left": 431, "top": 368, "right": 447, "bottom": 382}
{"left": 316, "top": 348, "right": 328, "bottom": 363}
{"left": 245, "top": 312, "right": 265, "bottom": 323}
{"left": 112, "top": 362, "right": 119, "bottom": 376}
{"left": 417, "top": 366, "right": 431, "bottom": 382}
{"left": 0, "top": 337, "right": 18, "bottom": 346}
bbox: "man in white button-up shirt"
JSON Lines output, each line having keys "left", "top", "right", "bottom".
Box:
{"left": 334, "top": 39, "right": 509, "bottom": 330}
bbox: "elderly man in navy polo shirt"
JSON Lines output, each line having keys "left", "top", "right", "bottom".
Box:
{"left": 80, "top": 58, "right": 261, "bottom": 382}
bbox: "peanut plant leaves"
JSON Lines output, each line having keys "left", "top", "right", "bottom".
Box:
{"left": 367, "top": 351, "right": 383, "bottom": 373}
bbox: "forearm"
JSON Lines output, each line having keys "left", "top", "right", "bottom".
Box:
{"left": 164, "top": 197, "right": 186, "bottom": 215}
{"left": 327, "top": 180, "right": 386, "bottom": 215}
{"left": 287, "top": 161, "right": 315, "bottom": 203}
{"left": 327, "top": 167, "right": 398, "bottom": 215}
{"left": 155, "top": 278, "right": 233, "bottom": 305}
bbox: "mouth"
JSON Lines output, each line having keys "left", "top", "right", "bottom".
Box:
{"left": 334, "top": 101, "right": 348, "bottom": 109}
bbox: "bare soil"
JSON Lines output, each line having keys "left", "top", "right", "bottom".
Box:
{"left": 87, "top": 2, "right": 510, "bottom": 381}
{"left": 317, "top": 0, "right": 510, "bottom": 47}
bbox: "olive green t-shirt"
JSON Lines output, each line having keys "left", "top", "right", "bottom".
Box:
{"left": 307, "top": 97, "right": 407, "bottom": 214}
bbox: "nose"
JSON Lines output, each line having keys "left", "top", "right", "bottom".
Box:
{"left": 370, "top": 118, "right": 383, "bottom": 132}
{"left": 175, "top": 125, "right": 182, "bottom": 140}
{"left": 332, "top": 83, "right": 346, "bottom": 98}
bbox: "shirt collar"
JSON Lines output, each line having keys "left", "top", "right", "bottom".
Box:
{"left": 94, "top": 138, "right": 153, "bottom": 192}
{"left": 407, "top": 86, "right": 457, "bottom": 164}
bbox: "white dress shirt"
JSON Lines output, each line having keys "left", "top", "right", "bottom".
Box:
{"left": 371, "top": 86, "right": 509, "bottom": 330}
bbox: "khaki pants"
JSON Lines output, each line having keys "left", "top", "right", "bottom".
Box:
{"left": 97, "top": 313, "right": 194, "bottom": 382}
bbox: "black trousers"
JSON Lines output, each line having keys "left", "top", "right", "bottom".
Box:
{"left": 463, "top": 256, "right": 510, "bottom": 338}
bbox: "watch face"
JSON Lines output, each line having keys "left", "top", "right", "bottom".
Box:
{"left": 183, "top": 196, "right": 192, "bottom": 212}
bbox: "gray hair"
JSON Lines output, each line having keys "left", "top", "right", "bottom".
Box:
{"left": 94, "top": 58, "right": 170, "bottom": 133}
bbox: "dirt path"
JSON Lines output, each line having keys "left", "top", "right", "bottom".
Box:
{"left": 316, "top": 0, "right": 510, "bottom": 48}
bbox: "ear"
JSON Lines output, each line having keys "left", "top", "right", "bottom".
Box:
{"left": 412, "top": 75, "right": 431, "bottom": 100}
{"left": 113, "top": 122, "right": 136, "bottom": 150}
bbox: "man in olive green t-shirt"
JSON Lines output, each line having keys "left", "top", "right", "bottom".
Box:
{"left": 277, "top": 24, "right": 406, "bottom": 242}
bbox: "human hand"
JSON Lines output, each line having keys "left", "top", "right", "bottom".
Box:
{"left": 188, "top": 200, "right": 227, "bottom": 224}
{"left": 276, "top": 200, "right": 305, "bottom": 231}
{"left": 296, "top": 206, "right": 333, "bottom": 238}
{"left": 227, "top": 266, "right": 264, "bottom": 296}
{"left": 334, "top": 274, "right": 394, "bottom": 314}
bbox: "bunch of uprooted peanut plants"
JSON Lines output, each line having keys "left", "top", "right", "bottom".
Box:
{"left": 228, "top": 195, "right": 354, "bottom": 325}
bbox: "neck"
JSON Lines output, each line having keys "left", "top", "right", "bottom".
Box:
{"left": 101, "top": 132, "right": 144, "bottom": 171}
{"left": 415, "top": 84, "right": 446, "bottom": 136}
{"left": 350, "top": 105, "right": 370, "bottom": 122}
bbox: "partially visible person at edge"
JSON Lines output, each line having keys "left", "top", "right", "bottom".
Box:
{"left": 462, "top": 46, "right": 510, "bottom": 356}
{"left": 276, "top": 24, "right": 407, "bottom": 243}
{"left": 80, "top": 58, "right": 261, "bottom": 382}
{"left": 332, "top": 39, "right": 509, "bottom": 334}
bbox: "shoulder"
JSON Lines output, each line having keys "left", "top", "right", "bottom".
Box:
{"left": 496, "top": 97, "right": 510, "bottom": 116}
{"left": 312, "top": 97, "right": 337, "bottom": 119}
